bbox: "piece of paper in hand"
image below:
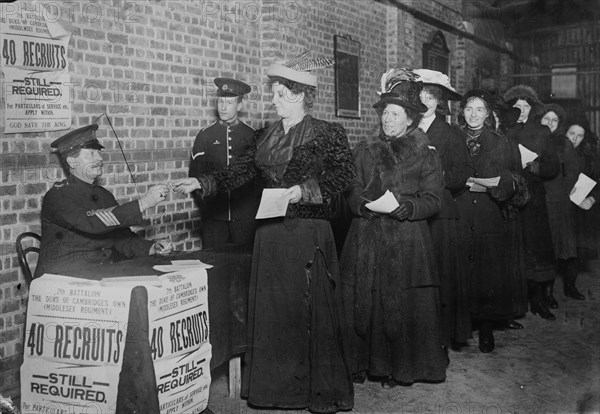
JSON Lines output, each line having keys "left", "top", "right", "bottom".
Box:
{"left": 255, "top": 188, "right": 293, "bottom": 219}
{"left": 518, "top": 144, "right": 538, "bottom": 168}
{"left": 364, "top": 190, "right": 400, "bottom": 214}
{"left": 467, "top": 176, "right": 500, "bottom": 192}
{"left": 570, "top": 173, "right": 597, "bottom": 205}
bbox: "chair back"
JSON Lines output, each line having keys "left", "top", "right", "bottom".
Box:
{"left": 16, "top": 232, "right": 41, "bottom": 287}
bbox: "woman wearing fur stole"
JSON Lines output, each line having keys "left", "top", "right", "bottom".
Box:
{"left": 340, "top": 69, "right": 448, "bottom": 389}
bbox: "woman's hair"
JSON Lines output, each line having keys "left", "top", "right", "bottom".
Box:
{"left": 422, "top": 84, "right": 449, "bottom": 115}
{"left": 458, "top": 95, "right": 494, "bottom": 129}
{"left": 269, "top": 76, "right": 316, "bottom": 111}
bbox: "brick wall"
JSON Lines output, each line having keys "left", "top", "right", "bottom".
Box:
{"left": 0, "top": 0, "right": 517, "bottom": 398}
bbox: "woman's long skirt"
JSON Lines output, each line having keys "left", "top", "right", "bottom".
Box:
{"left": 241, "top": 218, "right": 353, "bottom": 413}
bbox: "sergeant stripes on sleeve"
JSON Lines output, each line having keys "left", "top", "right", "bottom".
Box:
{"left": 86, "top": 207, "right": 121, "bottom": 227}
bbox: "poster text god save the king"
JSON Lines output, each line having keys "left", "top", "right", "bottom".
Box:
{"left": 1, "top": 1, "right": 72, "bottom": 133}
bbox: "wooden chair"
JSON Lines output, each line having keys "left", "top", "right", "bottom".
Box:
{"left": 16, "top": 232, "right": 41, "bottom": 287}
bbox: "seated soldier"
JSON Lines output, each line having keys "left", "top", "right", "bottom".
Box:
{"left": 35, "top": 124, "right": 172, "bottom": 278}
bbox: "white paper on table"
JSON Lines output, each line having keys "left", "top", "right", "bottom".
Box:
{"left": 467, "top": 176, "right": 500, "bottom": 192}
{"left": 570, "top": 173, "right": 597, "bottom": 205}
{"left": 153, "top": 260, "right": 213, "bottom": 273}
{"left": 518, "top": 144, "right": 538, "bottom": 168}
{"left": 255, "top": 188, "right": 293, "bottom": 219}
{"left": 364, "top": 190, "right": 400, "bottom": 214}
{"left": 101, "top": 275, "right": 163, "bottom": 286}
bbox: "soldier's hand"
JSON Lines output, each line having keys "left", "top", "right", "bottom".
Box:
{"left": 172, "top": 178, "right": 202, "bottom": 194}
{"left": 150, "top": 239, "right": 173, "bottom": 255}
{"left": 139, "top": 185, "right": 168, "bottom": 210}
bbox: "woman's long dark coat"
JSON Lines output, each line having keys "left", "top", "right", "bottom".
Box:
{"left": 198, "top": 116, "right": 355, "bottom": 413}
{"left": 340, "top": 128, "right": 449, "bottom": 383}
{"left": 573, "top": 134, "right": 600, "bottom": 259}
{"left": 450, "top": 126, "right": 525, "bottom": 320}
{"left": 506, "top": 119, "right": 560, "bottom": 282}
{"left": 425, "top": 115, "right": 472, "bottom": 345}
{"left": 544, "top": 134, "right": 580, "bottom": 259}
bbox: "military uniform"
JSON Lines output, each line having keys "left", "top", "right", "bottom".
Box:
{"left": 35, "top": 123, "right": 154, "bottom": 278}
{"left": 188, "top": 78, "right": 261, "bottom": 249}
{"left": 35, "top": 175, "right": 153, "bottom": 278}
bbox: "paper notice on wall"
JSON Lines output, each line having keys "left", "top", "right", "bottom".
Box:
{"left": 146, "top": 267, "right": 212, "bottom": 414}
{"left": 1, "top": 1, "right": 72, "bottom": 133}
{"left": 2, "top": 67, "right": 72, "bottom": 133}
{"left": 20, "top": 275, "right": 134, "bottom": 414}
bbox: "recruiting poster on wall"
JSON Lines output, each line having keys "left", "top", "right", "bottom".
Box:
{"left": 20, "top": 274, "right": 134, "bottom": 414}
{"left": 0, "top": 0, "right": 72, "bottom": 133}
{"left": 146, "top": 268, "right": 212, "bottom": 414}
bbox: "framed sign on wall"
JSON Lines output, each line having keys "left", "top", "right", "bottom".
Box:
{"left": 334, "top": 35, "right": 360, "bottom": 119}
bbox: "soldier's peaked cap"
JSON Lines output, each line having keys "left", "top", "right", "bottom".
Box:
{"left": 50, "top": 124, "right": 103, "bottom": 154}
{"left": 214, "top": 78, "right": 251, "bottom": 97}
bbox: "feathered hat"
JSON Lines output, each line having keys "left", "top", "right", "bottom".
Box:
{"left": 413, "top": 68, "right": 462, "bottom": 101}
{"left": 372, "top": 68, "right": 427, "bottom": 112}
{"left": 503, "top": 84, "right": 542, "bottom": 107}
{"left": 266, "top": 50, "right": 334, "bottom": 87}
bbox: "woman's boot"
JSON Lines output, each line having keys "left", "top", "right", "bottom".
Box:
{"left": 564, "top": 258, "right": 585, "bottom": 300}
{"left": 529, "top": 280, "right": 556, "bottom": 320}
{"left": 544, "top": 280, "right": 558, "bottom": 309}
{"left": 478, "top": 320, "right": 494, "bottom": 353}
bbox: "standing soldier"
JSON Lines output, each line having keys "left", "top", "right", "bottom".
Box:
{"left": 189, "top": 78, "right": 261, "bottom": 251}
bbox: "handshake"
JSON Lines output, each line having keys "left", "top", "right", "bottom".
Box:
{"left": 138, "top": 179, "right": 202, "bottom": 211}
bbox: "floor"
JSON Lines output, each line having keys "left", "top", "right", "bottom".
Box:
{"left": 206, "top": 260, "right": 600, "bottom": 414}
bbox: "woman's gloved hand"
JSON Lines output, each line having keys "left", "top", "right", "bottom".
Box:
{"left": 360, "top": 200, "right": 381, "bottom": 220}
{"left": 389, "top": 201, "right": 413, "bottom": 221}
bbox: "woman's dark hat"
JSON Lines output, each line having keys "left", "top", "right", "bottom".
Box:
{"left": 541, "top": 103, "right": 567, "bottom": 125}
{"left": 413, "top": 68, "right": 462, "bottom": 101}
{"left": 372, "top": 68, "right": 427, "bottom": 112}
{"left": 503, "top": 84, "right": 542, "bottom": 107}
{"left": 50, "top": 124, "right": 103, "bottom": 154}
{"left": 214, "top": 78, "right": 251, "bottom": 97}
{"left": 460, "top": 89, "right": 494, "bottom": 108}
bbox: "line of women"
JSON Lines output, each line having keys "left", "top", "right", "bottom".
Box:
{"left": 174, "top": 56, "right": 599, "bottom": 412}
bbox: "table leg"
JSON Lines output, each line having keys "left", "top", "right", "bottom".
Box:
{"left": 228, "top": 356, "right": 242, "bottom": 398}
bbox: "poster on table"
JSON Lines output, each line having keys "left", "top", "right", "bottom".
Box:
{"left": 146, "top": 268, "right": 212, "bottom": 414}
{"left": 20, "top": 275, "right": 134, "bottom": 414}
{"left": 0, "top": 0, "right": 72, "bottom": 133}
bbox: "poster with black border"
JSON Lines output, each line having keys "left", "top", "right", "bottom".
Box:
{"left": 0, "top": 0, "right": 72, "bottom": 133}
{"left": 146, "top": 268, "right": 212, "bottom": 414}
{"left": 20, "top": 274, "right": 134, "bottom": 414}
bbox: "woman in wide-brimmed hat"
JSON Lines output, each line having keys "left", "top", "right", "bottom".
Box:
{"left": 413, "top": 68, "right": 472, "bottom": 349}
{"left": 175, "top": 51, "right": 354, "bottom": 413}
{"left": 504, "top": 84, "right": 561, "bottom": 321}
{"left": 340, "top": 68, "right": 448, "bottom": 388}
{"left": 448, "top": 89, "right": 526, "bottom": 353}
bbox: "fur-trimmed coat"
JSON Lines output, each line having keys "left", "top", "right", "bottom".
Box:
{"left": 197, "top": 116, "right": 355, "bottom": 220}
{"left": 341, "top": 127, "right": 443, "bottom": 338}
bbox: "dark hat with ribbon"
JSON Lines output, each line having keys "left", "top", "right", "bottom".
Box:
{"left": 214, "top": 78, "right": 251, "bottom": 97}
{"left": 50, "top": 124, "right": 103, "bottom": 154}
{"left": 372, "top": 68, "right": 427, "bottom": 112}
